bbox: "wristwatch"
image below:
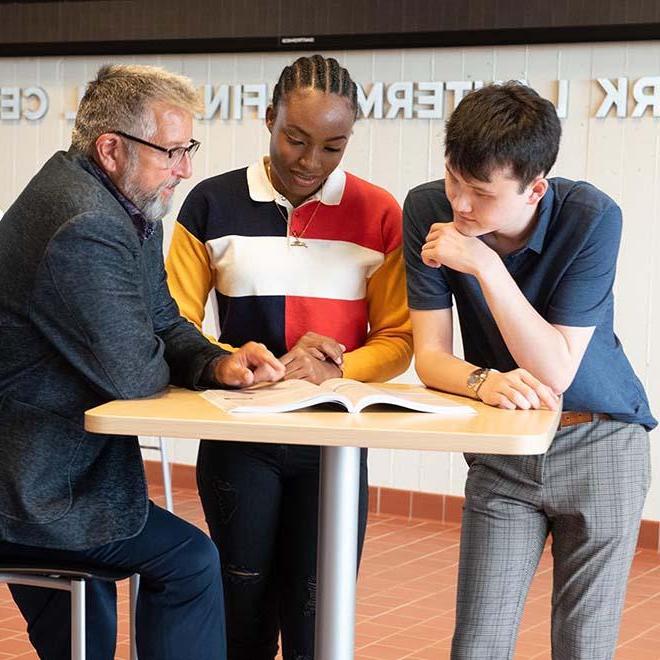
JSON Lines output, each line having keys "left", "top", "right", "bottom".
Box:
{"left": 466, "top": 367, "right": 490, "bottom": 398}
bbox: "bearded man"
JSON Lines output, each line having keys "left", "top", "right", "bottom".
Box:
{"left": 0, "top": 64, "right": 285, "bottom": 660}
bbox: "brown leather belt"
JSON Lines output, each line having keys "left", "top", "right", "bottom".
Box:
{"left": 559, "top": 411, "right": 611, "bottom": 428}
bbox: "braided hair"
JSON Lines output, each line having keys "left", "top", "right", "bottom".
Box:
{"left": 271, "top": 54, "right": 358, "bottom": 119}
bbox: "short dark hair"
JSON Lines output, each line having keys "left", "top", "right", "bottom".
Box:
{"left": 445, "top": 82, "right": 561, "bottom": 190}
{"left": 271, "top": 54, "right": 358, "bottom": 119}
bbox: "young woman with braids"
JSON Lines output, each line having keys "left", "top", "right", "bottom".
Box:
{"left": 166, "top": 54, "right": 412, "bottom": 660}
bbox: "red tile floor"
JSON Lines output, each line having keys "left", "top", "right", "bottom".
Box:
{"left": 2, "top": 485, "right": 660, "bottom": 659}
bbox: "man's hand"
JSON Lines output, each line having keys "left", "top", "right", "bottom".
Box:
{"left": 422, "top": 222, "right": 496, "bottom": 275}
{"left": 214, "top": 342, "right": 285, "bottom": 387}
{"left": 280, "top": 332, "right": 345, "bottom": 384}
{"left": 477, "top": 368, "right": 560, "bottom": 410}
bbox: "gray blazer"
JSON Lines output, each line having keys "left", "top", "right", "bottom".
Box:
{"left": 0, "top": 150, "right": 225, "bottom": 550}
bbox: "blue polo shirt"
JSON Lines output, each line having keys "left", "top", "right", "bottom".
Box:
{"left": 403, "top": 177, "right": 656, "bottom": 430}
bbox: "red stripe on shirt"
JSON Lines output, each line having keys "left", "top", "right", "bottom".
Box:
{"left": 285, "top": 296, "right": 368, "bottom": 352}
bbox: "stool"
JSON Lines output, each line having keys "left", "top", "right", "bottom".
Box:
{"left": 0, "top": 561, "right": 136, "bottom": 660}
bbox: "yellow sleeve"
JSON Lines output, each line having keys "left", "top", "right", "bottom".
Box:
{"left": 342, "top": 246, "right": 413, "bottom": 382}
{"left": 165, "top": 222, "right": 237, "bottom": 352}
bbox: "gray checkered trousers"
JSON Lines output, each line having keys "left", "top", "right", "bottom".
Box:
{"left": 452, "top": 418, "right": 650, "bottom": 660}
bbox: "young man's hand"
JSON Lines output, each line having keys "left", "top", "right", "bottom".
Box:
{"left": 280, "top": 332, "right": 345, "bottom": 384}
{"left": 214, "top": 342, "right": 285, "bottom": 387}
{"left": 421, "top": 222, "right": 497, "bottom": 276}
{"left": 477, "top": 368, "right": 560, "bottom": 410}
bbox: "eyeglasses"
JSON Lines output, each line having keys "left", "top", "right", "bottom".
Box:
{"left": 114, "top": 130, "right": 201, "bottom": 168}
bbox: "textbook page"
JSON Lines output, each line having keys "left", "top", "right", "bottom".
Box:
{"left": 202, "top": 379, "right": 352, "bottom": 413}
{"left": 203, "top": 379, "right": 475, "bottom": 415}
{"left": 321, "top": 379, "right": 476, "bottom": 414}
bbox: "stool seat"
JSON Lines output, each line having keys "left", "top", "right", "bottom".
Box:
{"left": 0, "top": 560, "right": 133, "bottom": 582}
{"left": 0, "top": 559, "right": 137, "bottom": 659}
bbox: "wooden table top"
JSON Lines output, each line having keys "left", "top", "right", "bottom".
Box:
{"left": 85, "top": 385, "right": 560, "bottom": 455}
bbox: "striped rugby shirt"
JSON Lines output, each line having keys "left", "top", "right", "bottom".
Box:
{"left": 166, "top": 158, "right": 412, "bottom": 382}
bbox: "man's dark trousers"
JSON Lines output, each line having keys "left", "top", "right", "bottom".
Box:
{"left": 0, "top": 502, "right": 227, "bottom": 660}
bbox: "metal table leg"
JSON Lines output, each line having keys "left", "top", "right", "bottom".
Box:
{"left": 315, "top": 445, "right": 361, "bottom": 660}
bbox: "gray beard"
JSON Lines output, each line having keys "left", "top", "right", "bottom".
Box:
{"left": 119, "top": 158, "right": 177, "bottom": 222}
{"left": 133, "top": 187, "right": 173, "bottom": 223}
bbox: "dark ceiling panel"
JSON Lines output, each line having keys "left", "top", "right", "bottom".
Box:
{"left": 1, "top": 0, "right": 660, "bottom": 56}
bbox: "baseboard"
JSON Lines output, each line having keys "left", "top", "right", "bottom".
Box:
{"left": 145, "top": 460, "right": 660, "bottom": 552}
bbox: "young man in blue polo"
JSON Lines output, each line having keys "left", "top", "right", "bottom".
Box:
{"left": 403, "top": 81, "right": 655, "bottom": 659}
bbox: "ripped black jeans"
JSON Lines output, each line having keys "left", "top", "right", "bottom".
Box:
{"left": 197, "top": 440, "right": 369, "bottom": 660}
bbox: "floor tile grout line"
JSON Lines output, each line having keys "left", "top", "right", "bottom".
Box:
{"left": 617, "top": 621, "right": 660, "bottom": 648}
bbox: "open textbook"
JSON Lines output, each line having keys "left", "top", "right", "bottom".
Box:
{"left": 202, "top": 378, "right": 476, "bottom": 415}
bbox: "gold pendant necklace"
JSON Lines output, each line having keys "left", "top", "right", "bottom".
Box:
{"left": 266, "top": 162, "right": 323, "bottom": 248}
{"left": 289, "top": 236, "right": 308, "bottom": 248}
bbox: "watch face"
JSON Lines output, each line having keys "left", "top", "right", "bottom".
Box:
{"left": 467, "top": 368, "right": 487, "bottom": 390}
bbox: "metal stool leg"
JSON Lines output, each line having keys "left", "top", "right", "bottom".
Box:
{"left": 70, "top": 578, "right": 86, "bottom": 660}
{"left": 1, "top": 568, "right": 133, "bottom": 660}
{"left": 130, "top": 573, "right": 139, "bottom": 660}
{"left": 159, "top": 437, "right": 174, "bottom": 513}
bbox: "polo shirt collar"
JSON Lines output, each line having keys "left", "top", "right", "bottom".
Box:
{"left": 525, "top": 185, "right": 554, "bottom": 254}
{"left": 247, "top": 157, "right": 346, "bottom": 207}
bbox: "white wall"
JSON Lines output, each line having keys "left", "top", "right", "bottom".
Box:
{"left": 1, "top": 42, "right": 659, "bottom": 519}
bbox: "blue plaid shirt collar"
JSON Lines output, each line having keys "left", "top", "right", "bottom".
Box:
{"left": 86, "top": 157, "right": 156, "bottom": 243}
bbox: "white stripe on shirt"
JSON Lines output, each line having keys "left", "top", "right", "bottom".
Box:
{"left": 206, "top": 235, "right": 384, "bottom": 300}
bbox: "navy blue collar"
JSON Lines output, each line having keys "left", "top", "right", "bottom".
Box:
{"left": 525, "top": 186, "right": 554, "bottom": 255}
{"left": 84, "top": 157, "right": 156, "bottom": 243}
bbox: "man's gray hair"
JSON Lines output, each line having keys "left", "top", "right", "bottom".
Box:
{"left": 71, "top": 64, "right": 202, "bottom": 154}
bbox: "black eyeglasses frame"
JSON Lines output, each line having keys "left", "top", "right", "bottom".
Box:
{"left": 113, "top": 130, "right": 201, "bottom": 163}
